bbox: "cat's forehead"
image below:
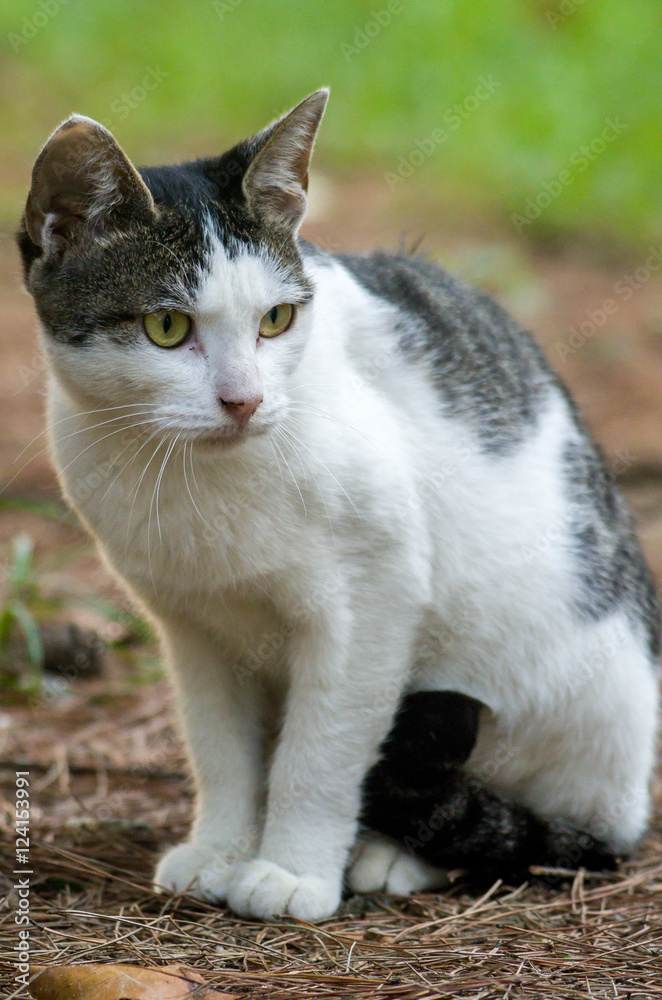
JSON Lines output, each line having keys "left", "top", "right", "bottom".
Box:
{"left": 119, "top": 161, "right": 312, "bottom": 303}
{"left": 140, "top": 162, "right": 306, "bottom": 276}
{"left": 195, "top": 233, "right": 312, "bottom": 320}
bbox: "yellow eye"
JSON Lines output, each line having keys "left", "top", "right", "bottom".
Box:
{"left": 259, "top": 303, "right": 294, "bottom": 338}
{"left": 143, "top": 310, "right": 191, "bottom": 348}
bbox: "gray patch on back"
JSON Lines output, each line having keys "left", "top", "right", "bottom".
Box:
{"left": 562, "top": 432, "right": 660, "bottom": 661}
{"left": 337, "top": 251, "right": 553, "bottom": 454}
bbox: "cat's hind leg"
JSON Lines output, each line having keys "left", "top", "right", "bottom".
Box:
{"left": 348, "top": 690, "right": 478, "bottom": 895}
{"left": 358, "top": 689, "right": 620, "bottom": 883}
{"left": 348, "top": 831, "right": 448, "bottom": 894}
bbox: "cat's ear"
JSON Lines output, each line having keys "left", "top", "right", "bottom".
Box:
{"left": 242, "top": 89, "right": 329, "bottom": 231}
{"left": 24, "top": 115, "right": 156, "bottom": 255}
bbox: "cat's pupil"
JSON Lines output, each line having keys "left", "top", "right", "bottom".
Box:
{"left": 163, "top": 313, "right": 172, "bottom": 334}
{"left": 270, "top": 307, "right": 278, "bottom": 324}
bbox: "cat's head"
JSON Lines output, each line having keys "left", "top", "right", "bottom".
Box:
{"left": 17, "top": 90, "right": 328, "bottom": 446}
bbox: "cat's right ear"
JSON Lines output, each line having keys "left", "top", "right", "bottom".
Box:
{"left": 241, "top": 89, "right": 329, "bottom": 232}
{"left": 23, "top": 116, "right": 156, "bottom": 256}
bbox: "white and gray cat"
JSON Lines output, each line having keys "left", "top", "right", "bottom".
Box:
{"left": 17, "top": 90, "right": 659, "bottom": 921}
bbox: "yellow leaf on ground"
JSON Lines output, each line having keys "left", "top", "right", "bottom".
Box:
{"left": 29, "top": 963, "right": 236, "bottom": 1000}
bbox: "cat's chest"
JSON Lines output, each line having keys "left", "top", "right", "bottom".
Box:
{"left": 55, "top": 423, "right": 330, "bottom": 603}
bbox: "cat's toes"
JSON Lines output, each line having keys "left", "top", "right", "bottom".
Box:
{"left": 383, "top": 852, "right": 448, "bottom": 894}
{"left": 227, "top": 859, "right": 341, "bottom": 921}
{"left": 154, "top": 842, "right": 234, "bottom": 900}
{"left": 348, "top": 832, "right": 446, "bottom": 894}
{"left": 347, "top": 832, "right": 402, "bottom": 892}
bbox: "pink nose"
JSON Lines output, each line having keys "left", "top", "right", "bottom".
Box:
{"left": 220, "top": 394, "right": 263, "bottom": 428}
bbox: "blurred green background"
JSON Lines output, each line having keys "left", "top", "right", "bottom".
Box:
{"left": 1, "top": 0, "right": 661, "bottom": 246}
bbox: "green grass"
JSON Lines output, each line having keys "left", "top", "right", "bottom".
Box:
{"left": 1, "top": 0, "right": 661, "bottom": 243}
{"left": 0, "top": 534, "right": 46, "bottom": 686}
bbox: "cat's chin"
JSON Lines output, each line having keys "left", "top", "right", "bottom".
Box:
{"left": 193, "top": 432, "right": 242, "bottom": 452}
{"left": 192, "top": 424, "right": 268, "bottom": 452}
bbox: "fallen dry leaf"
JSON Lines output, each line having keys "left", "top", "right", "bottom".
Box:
{"left": 29, "top": 963, "right": 235, "bottom": 1000}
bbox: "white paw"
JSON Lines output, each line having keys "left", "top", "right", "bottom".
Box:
{"left": 226, "top": 859, "right": 341, "bottom": 921}
{"left": 348, "top": 832, "right": 447, "bottom": 895}
{"left": 154, "top": 842, "right": 238, "bottom": 901}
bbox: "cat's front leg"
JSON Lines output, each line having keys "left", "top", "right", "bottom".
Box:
{"left": 154, "top": 621, "right": 264, "bottom": 900}
{"left": 226, "top": 610, "right": 415, "bottom": 921}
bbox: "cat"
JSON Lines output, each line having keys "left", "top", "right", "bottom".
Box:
{"left": 17, "top": 89, "right": 659, "bottom": 921}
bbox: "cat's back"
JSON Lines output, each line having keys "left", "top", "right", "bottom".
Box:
{"left": 334, "top": 249, "right": 555, "bottom": 456}
{"left": 320, "top": 247, "right": 659, "bottom": 663}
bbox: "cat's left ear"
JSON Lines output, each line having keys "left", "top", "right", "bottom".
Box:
{"left": 242, "top": 89, "right": 329, "bottom": 232}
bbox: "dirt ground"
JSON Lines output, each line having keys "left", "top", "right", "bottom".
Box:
{"left": 1, "top": 178, "right": 662, "bottom": 998}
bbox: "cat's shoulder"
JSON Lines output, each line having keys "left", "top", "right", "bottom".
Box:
{"left": 321, "top": 246, "right": 556, "bottom": 455}
{"left": 332, "top": 247, "right": 538, "bottom": 359}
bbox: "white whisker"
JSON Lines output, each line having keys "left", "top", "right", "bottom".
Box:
{"left": 276, "top": 426, "right": 335, "bottom": 540}
{"left": 124, "top": 435, "right": 166, "bottom": 567}
{"left": 149, "top": 436, "right": 176, "bottom": 552}
{"left": 271, "top": 435, "right": 307, "bottom": 518}
{"left": 154, "top": 435, "right": 179, "bottom": 544}
{"left": 288, "top": 424, "right": 360, "bottom": 519}
{"left": 288, "top": 404, "right": 390, "bottom": 457}
{"left": 144, "top": 239, "right": 189, "bottom": 273}
{"left": 54, "top": 417, "right": 162, "bottom": 484}
{"left": 12, "top": 402, "right": 160, "bottom": 466}
{"left": 287, "top": 382, "right": 341, "bottom": 393}
{"left": 182, "top": 441, "right": 209, "bottom": 529}
{"left": 188, "top": 440, "right": 201, "bottom": 495}
{"left": 3, "top": 409, "right": 157, "bottom": 494}
{"left": 99, "top": 427, "right": 162, "bottom": 502}
{"left": 268, "top": 438, "right": 287, "bottom": 494}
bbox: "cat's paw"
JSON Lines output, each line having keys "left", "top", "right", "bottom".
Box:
{"left": 226, "top": 859, "right": 341, "bottom": 921}
{"left": 154, "top": 842, "right": 237, "bottom": 901}
{"left": 348, "top": 832, "right": 447, "bottom": 895}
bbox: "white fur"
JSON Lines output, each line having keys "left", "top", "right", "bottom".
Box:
{"left": 349, "top": 832, "right": 447, "bottom": 894}
{"left": 44, "top": 238, "right": 658, "bottom": 921}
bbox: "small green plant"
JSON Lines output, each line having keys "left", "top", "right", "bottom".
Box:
{"left": 82, "top": 595, "right": 153, "bottom": 646}
{"left": 0, "top": 534, "right": 45, "bottom": 690}
{"left": 0, "top": 527, "right": 156, "bottom": 698}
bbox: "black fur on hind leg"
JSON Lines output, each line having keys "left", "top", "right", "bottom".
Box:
{"left": 361, "top": 690, "right": 620, "bottom": 881}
